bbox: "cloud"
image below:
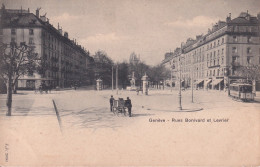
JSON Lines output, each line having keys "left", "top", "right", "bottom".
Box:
{"left": 165, "top": 15, "right": 220, "bottom": 28}
{"left": 80, "top": 33, "right": 127, "bottom": 44}
{"left": 52, "top": 13, "right": 81, "bottom": 23}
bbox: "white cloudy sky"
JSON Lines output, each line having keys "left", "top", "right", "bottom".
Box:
{"left": 3, "top": 0, "right": 260, "bottom": 65}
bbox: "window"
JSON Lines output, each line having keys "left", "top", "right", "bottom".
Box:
{"left": 247, "top": 56, "right": 252, "bottom": 64}
{"left": 247, "top": 47, "right": 251, "bottom": 54}
{"left": 213, "top": 70, "right": 215, "bottom": 76}
{"left": 29, "top": 38, "right": 34, "bottom": 44}
{"left": 222, "top": 48, "right": 224, "bottom": 54}
{"left": 232, "top": 47, "right": 237, "bottom": 53}
{"left": 29, "top": 29, "right": 34, "bottom": 35}
{"left": 214, "top": 42, "right": 216, "bottom": 47}
{"left": 233, "top": 36, "right": 237, "bottom": 42}
{"left": 232, "top": 56, "right": 239, "bottom": 63}
{"left": 218, "top": 40, "right": 220, "bottom": 45}
{"left": 210, "top": 43, "right": 212, "bottom": 48}
{"left": 11, "top": 29, "right": 16, "bottom": 35}
{"left": 222, "top": 38, "right": 224, "bottom": 44}
{"left": 221, "top": 57, "right": 224, "bottom": 64}
{"left": 247, "top": 36, "right": 252, "bottom": 43}
{"left": 11, "top": 37, "right": 16, "bottom": 43}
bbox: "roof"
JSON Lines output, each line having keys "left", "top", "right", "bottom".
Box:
{"left": 228, "top": 15, "right": 259, "bottom": 25}
{"left": 1, "top": 9, "right": 92, "bottom": 58}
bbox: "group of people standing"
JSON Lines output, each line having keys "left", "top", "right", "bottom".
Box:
{"left": 110, "top": 95, "right": 132, "bottom": 117}
{"left": 35, "top": 82, "right": 52, "bottom": 94}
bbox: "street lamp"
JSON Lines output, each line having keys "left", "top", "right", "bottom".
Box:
{"left": 116, "top": 65, "right": 118, "bottom": 95}
{"left": 191, "top": 54, "right": 194, "bottom": 103}
{"left": 112, "top": 66, "right": 114, "bottom": 91}
{"left": 178, "top": 57, "right": 182, "bottom": 110}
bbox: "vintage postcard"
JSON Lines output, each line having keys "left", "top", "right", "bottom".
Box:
{"left": 0, "top": 0, "right": 260, "bottom": 166}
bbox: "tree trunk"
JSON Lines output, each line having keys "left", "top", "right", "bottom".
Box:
{"left": 6, "top": 77, "right": 13, "bottom": 116}
{"left": 12, "top": 83, "right": 17, "bottom": 94}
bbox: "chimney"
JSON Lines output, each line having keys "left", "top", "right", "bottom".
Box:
{"left": 64, "top": 32, "right": 68, "bottom": 38}
{"left": 40, "top": 14, "right": 47, "bottom": 22}
{"left": 257, "top": 12, "right": 260, "bottom": 20}
{"left": 246, "top": 10, "right": 250, "bottom": 20}
{"left": 36, "top": 7, "right": 41, "bottom": 18}
{"left": 226, "top": 13, "right": 231, "bottom": 22}
{"left": 28, "top": 8, "right": 30, "bottom": 13}
{"left": 59, "top": 27, "right": 62, "bottom": 35}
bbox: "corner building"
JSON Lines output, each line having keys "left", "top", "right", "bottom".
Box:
{"left": 179, "top": 12, "right": 260, "bottom": 91}
{"left": 0, "top": 5, "right": 92, "bottom": 89}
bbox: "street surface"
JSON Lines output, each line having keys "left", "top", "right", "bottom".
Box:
{"left": 0, "top": 88, "right": 260, "bottom": 166}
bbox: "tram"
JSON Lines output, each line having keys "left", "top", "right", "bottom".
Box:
{"left": 229, "top": 83, "right": 254, "bottom": 101}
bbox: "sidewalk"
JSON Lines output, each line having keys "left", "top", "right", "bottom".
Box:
{"left": 0, "top": 95, "right": 64, "bottom": 166}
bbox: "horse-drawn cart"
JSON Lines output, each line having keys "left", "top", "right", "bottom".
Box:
{"left": 112, "top": 98, "right": 127, "bottom": 116}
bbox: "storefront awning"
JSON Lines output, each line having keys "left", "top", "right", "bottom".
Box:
{"left": 212, "top": 79, "right": 223, "bottom": 85}
{"left": 205, "top": 79, "right": 212, "bottom": 85}
{"left": 194, "top": 79, "right": 204, "bottom": 85}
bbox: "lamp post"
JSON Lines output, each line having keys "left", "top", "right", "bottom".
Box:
{"left": 116, "top": 65, "right": 118, "bottom": 95}
{"left": 170, "top": 68, "right": 173, "bottom": 92}
{"left": 178, "top": 57, "right": 182, "bottom": 110}
{"left": 191, "top": 55, "right": 194, "bottom": 103}
{"left": 112, "top": 66, "right": 113, "bottom": 91}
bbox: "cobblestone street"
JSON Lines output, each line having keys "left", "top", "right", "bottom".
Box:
{"left": 0, "top": 89, "right": 259, "bottom": 165}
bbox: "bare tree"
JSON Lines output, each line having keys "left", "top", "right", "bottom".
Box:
{"left": 0, "top": 42, "right": 39, "bottom": 116}
{"left": 93, "top": 50, "right": 114, "bottom": 87}
{"left": 235, "top": 64, "right": 260, "bottom": 93}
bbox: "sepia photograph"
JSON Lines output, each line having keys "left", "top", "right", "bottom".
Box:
{"left": 0, "top": 0, "right": 260, "bottom": 166}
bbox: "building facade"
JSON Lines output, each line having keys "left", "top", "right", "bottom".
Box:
{"left": 162, "top": 12, "right": 260, "bottom": 91}
{"left": 0, "top": 5, "right": 92, "bottom": 89}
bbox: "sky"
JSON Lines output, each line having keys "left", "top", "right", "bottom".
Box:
{"left": 2, "top": 0, "right": 260, "bottom": 65}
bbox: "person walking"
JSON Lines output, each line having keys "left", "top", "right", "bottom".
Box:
{"left": 109, "top": 95, "right": 115, "bottom": 112}
{"left": 125, "top": 97, "right": 132, "bottom": 117}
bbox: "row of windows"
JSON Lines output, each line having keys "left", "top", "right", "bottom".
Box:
{"left": 207, "top": 48, "right": 225, "bottom": 60}
{"left": 11, "top": 37, "right": 34, "bottom": 44}
{"left": 11, "top": 28, "right": 34, "bottom": 35}
{"left": 232, "top": 47, "right": 252, "bottom": 54}
{"left": 207, "top": 69, "right": 224, "bottom": 77}
{"left": 232, "top": 56, "right": 255, "bottom": 64}
{"left": 232, "top": 36, "right": 252, "bottom": 43}
{"left": 207, "top": 57, "right": 224, "bottom": 67}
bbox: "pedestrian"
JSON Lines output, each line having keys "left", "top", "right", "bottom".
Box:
{"left": 136, "top": 88, "right": 139, "bottom": 95}
{"left": 109, "top": 95, "right": 115, "bottom": 112}
{"left": 125, "top": 97, "right": 132, "bottom": 117}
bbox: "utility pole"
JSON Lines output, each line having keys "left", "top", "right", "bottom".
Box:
{"left": 178, "top": 57, "right": 182, "bottom": 110}
{"left": 171, "top": 69, "right": 173, "bottom": 92}
{"left": 191, "top": 55, "right": 194, "bottom": 103}
{"left": 112, "top": 66, "right": 113, "bottom": 91}
{"left": 116, "top": 65, "right": 118, "bottom": 95}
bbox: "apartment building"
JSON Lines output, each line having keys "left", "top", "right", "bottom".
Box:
{"left": 0, "top": 5, "right": 92, "bottom": 89}
{"left": 162, "top": 11, "right": 260, "bottom": 91}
